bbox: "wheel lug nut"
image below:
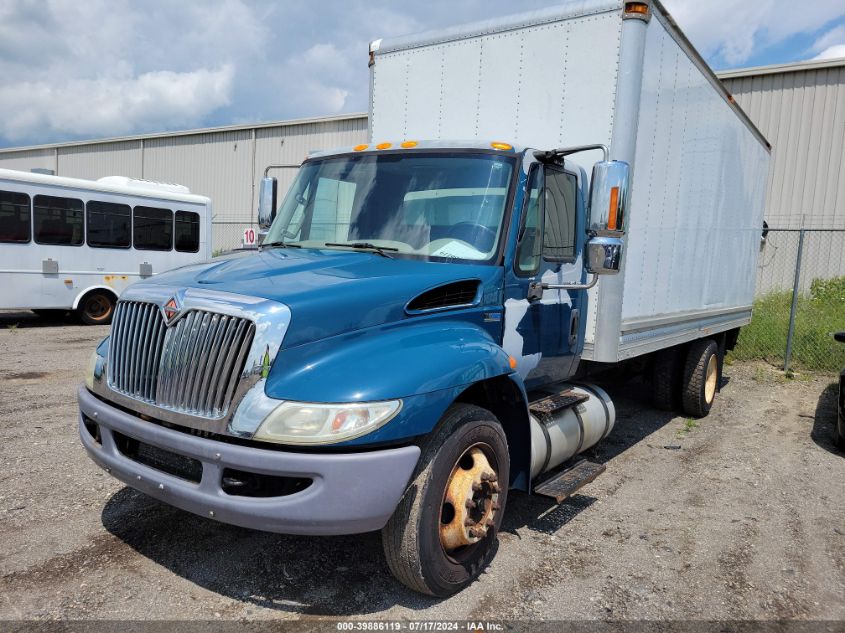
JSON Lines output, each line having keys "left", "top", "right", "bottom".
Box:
{"left": 464, "top": 518, "right": 475, "bottom": 527}
{"left": 471, "top": 482, "right": 482, "bottom": 492}
{"left": 465, "top": 499, "right": 476, "bottom": 509}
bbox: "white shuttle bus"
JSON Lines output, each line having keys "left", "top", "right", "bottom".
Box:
{"left": 0, "top": 168, "right": 212, "bottom": 324}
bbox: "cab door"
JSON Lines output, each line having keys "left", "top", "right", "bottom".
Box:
{"left": 503, "top": 161, "right": 587, "bottom": 389}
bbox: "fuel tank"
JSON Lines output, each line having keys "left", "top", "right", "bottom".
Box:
{"left": 529, "top": 383, "right": 616, "bottom": 479}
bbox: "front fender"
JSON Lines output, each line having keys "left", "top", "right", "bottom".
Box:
{"left": 266, "top": 319, "right": 515, "bottom": 403}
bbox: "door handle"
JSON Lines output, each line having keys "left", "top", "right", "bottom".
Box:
{"left": 568, "top": 308, "right": 580, "bottom": 348}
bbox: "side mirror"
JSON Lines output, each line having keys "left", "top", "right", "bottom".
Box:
{"left": 834, "top": 332, "right": 845, "bottom": 343}
{"left": 586, "top": 236, "right": 623, "bottom": 275}
{"left": 257, "top": 176, "right": 278, "bottom": 230}
{"left": 589, "top": 160, "right": 630, "bottom": 235}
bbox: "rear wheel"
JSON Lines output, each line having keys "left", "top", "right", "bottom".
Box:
{"left": 382, "top": 403, "right": 509, "bottom": 597}
{"left": 651, "top": 347, "right": 682, "bottom": 411}
{"left": 681, "top": 338, "right": 720, "bottom": 418}
{"left": 78, "top": 291, "right": 115, "bottom": 325}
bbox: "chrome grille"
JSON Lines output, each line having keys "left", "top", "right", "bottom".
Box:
{"left": 108, "top": 301, "right": 255, "bottom": 418}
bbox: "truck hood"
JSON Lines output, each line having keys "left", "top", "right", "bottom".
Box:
{"left": 139, "top": 248, "right": 502, "bottom": 348}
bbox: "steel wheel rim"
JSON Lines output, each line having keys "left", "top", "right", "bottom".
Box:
{"left": 704, "top": 354, "right": 718, "bottom": 404}
{"left": 87, "top": 296, "right": 111, "bottom": 320}
{"left": 439, "top": 443, "right": 500, "bottom": 562}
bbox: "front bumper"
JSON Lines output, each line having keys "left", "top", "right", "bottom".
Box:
{"left": 78, "top": 386, "right": 420, "bottom": 535}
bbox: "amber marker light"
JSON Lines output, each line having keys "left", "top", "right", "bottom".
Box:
{"left": 376, "top": 142, "right": 393, "bottom": 150}
{"left": 624, "top": 2, "right": 650, "bottom": 17}
{"left": 508, "top": 356, "right": 518, "bottom": 370}
{"left": 608, "top": 186, "right": 620, "bottom": 231}
{"left": 400, "top": 140, "right": 418, "bottom": 148}
{"left": 491, "top": 142, "right": 513, "bottom": 151}
{"left": 353, "top": 144, "right": 368, "bottom": 151}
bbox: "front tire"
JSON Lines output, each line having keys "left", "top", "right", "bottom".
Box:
{"left": 382, "top": 403, "right": 509, "bottom": 597}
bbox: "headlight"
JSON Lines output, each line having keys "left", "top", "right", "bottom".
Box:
{"left": 85, "top": 350, "right": 100, "bottom": 390}
{"left": 253, "top": 400, "right": 402, "bottom": 445}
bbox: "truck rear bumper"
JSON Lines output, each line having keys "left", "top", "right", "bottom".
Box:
{"left": 77, "top": 386, "right": 420, "bottom": 535}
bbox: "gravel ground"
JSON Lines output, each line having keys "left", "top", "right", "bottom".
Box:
{"left": 0, "top": 310, "right": 843, "bottom": 622}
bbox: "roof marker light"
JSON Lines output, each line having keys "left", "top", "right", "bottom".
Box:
{"left": 491, "top": 142, "right": 513, "bottom": 151}
{"left": 401, "top": 141, "right": 418, "bottom": 148}
{"left": 376, "top": 142, "right": 393, "bottom": 150}
{"left": 353, "top": 144, "right": 368, "bottom": 151}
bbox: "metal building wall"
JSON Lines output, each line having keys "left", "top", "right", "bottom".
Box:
{"left": 58, "top": 141, "right": 143, "bottom": 180}
{"left": 0, "top": 148, "right": 56, "bottom": 173}
{"left": 719, "top": 58, "right": 845, "bottom": 229}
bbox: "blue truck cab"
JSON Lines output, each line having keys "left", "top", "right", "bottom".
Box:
{"left": 79, "top": 140, "right": 626, "bottom": 596}
{"left": 78, "top": 1, "right": 771, "bottom": 596}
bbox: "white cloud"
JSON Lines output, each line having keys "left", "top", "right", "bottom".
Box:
{"left": 811, "top": 24, "right": 845, "bottom": 60}
{"left": 0, "top": 66, "right": 234, "bottom": 141}
{"left": 814, "top": 44, "right": 845, "bottom": 60}
{"left": 664, "top": 0, "right": 844, "bottom": 66}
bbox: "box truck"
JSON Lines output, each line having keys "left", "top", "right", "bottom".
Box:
{"left": 78, "top": 0, "right": 769, "bottom": 596}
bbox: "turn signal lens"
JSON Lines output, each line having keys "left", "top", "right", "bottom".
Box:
{"left": 491, "top": 142, "right": 513, "bottom": 151}
{"left": 353, "top": 144, "right": 368, "bottom": 151}
{"left": 508, "top": 356, "right": 518, "bottom": 370}
{"left": 624, "top": 2, "right": 650, "bottom": 17}
{"left": 376, "top": 142, "right": 393, "bottom": 150}
{"left": 401, "top": 140, "right": 418, "bottom": 148}
{"left": 608, "top": 186, "right": 620, "bottom": 231}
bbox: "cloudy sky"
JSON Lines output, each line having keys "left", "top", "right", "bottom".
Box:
{"left": 1, "top": 0, "right": 843, "bottom": 148}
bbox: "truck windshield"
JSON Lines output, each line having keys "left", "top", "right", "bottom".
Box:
{"left": 264, "top": 152, "right": 515, "bottom": 263}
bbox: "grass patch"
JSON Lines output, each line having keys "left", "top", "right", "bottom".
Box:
{"left": 676, "top": 418, "right": 699, "bottom": 438}
{"left": 732, "top": 276, "right": 845, "bottom": 373}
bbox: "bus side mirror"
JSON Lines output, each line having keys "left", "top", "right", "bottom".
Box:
{"left": 258, "top": 176, "right": 278, "bottom": 230}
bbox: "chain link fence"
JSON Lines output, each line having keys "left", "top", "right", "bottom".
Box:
{"left": 211, "top": 221, "right": 261, "bottom": 256}
{"left": 211, "top": 221, "right": 844, "bottom": 374}
{"left": 732, "top": 227, "right": 845, "bottom": 373}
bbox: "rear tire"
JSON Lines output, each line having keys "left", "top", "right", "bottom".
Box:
{"left": 78, "top": 291, "right": 115, "bottom": 325}
{"left": 681, "top": 338, "right": 720, "bottom": 418}
{"left": 382, "top": 403, "right": 509, "bottom": 597}
{"left": 652, "top": 347, "right": 682, "bottom": 411}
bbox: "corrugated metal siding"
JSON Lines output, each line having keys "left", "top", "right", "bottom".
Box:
{"left": 144, "top": 130, "right": 254, "bottom": 221}
{"left": 57, "top": 140, "right": 143, "bottom": 179}
{"left": 0, "top": 148, "right": 55, "bottom": 173}
{"left": 722, "top": 63, "right": 845, "bottom": 229}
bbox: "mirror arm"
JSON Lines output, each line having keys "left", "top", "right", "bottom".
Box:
{"left": 528, "top": 274, "right": 598, "bottom": 301}
{"left": 263, "top": 164, "right": 301, "bottom": 177}
{"left": 534, "top": 144, "right": 609, "bottom": 163}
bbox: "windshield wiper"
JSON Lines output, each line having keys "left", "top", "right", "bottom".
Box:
{"left": 324, "top": 242, "right": 398, "bottom": 258}
{"left": 260, "top": 241, "right": 302, "bottom": 250}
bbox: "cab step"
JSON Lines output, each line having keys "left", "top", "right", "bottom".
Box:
{"left": 533, "top": 459, "right": 606, "bottom": 503}
{"left": 529, "top": 389, "right": 590, "bottom": 417}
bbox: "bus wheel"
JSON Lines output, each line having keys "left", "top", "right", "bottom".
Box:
{"left": 78, "top": 291, "right": 115, "bottom": 325}
{"left": 382, "top": 403, "right": 509, "bottom": 597}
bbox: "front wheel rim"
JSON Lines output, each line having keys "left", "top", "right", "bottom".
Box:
{"left": 439, "top": 444, "right": 500, "bottom": 560}
{"left": 704, "top": 354, "right": 718, "bottom": 404}
{"left": 86, "top": 296, "right": 111, "bottom": 320}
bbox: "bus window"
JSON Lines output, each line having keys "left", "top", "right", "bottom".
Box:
{"left": 87, "top": 201, "right": 131, "bottom": 248}
{"left": 34, "top": 195, "right": 84, "bottom": 246}
{"left": 0, "top": 190, "right": 31, "bottom": 243}
{"left": 174, "top": 211, "right": 200, "bottom": 252}
{"left": 134, "top": 206, "right": 172, "bottom": 251}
